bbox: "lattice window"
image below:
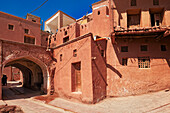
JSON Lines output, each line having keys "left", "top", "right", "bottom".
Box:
{"left": 127, "top": 14, "right": 140, "bottom": 28}
{"left": 24, "top": 36, "right": 35, "bottom": 44}
{"left": 138, "top": 57, "right": 150, "bottom": 68}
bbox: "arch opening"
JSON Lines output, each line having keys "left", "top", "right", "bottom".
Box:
{"left": 2, "top": 57, "right": 49, "bottom": 99}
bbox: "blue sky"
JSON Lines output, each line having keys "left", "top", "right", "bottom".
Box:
{"left": 0, "top": 0, "right": 100, "bottom": 21}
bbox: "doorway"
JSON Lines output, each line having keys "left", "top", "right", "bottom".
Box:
{"left": 71, "top": 62, "right": 81, "bottom": 92}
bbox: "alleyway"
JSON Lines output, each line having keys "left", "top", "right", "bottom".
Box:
{"left": 1, "top": 81, "right": 170, "bottom": 113}
{"left": 1, "top": 81, "right": 72, "bottom": 113}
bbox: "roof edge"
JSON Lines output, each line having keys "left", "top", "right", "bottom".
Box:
{"left": 45, "top": 10, "right": 76, "bottom": 23}
{"left": 92, "top": 0, "right": 107, "bottom": 6}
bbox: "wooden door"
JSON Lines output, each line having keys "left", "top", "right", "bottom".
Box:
{"left": 72, "top": 62, "right": 81, "bottom": 92}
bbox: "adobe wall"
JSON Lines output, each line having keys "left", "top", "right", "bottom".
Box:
{"left": 50, "top": 23, "right": 79, "bottom": 48}
{"left": 12, "top": 68, "right": 21, "bottom": 81}
{"left": 53, "top": 35, "right": 94, "bottom": 103}
{"left": 3, "top": 67, "right": 21, "bottom": 81}
{"left": 41, "top": 31, "right": 49, "bottom": 47}
{"left": 50, "top": 4, "right": 111, "bottom": 47}
{"left": 79, "top": 5, "right": 110, "bottom": 37}
{"left": 107, "top": 37, "right": 170, "bottom": 97}
{"left": 112, "top": 0, "right": 170, "bottom": 28}
{"left": 91, "top": 39, "right": 107, "bottom": 103}
{"left": 0, "top": 12, "right": 41, "bottom": 45}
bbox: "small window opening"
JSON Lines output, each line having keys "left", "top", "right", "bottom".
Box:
{"left": 73, "top": 49, "right": 77, "bottom": 57}
{"left": 60, "top": 54, "right": 62, "bottom": 61}
{"left": 156, "top": 20, "right": 159, "bottom": 26}
{"left": 46, "top": 38, "right": 48, "bottom": 41}
{"left": 101, "top": 50, "right": 104, "bottom": 57}
{"left": 24, "top": 29, "right": 29, "bottom": 34}
{"left": 65, "top": 31, "right": 67, "bottom": 35}
{"left": 121, "top": 46, "right": 128, "bottom": 52}
{"left": 54, "top": 37, "right": 56, "bottom": 41}
{"left": 153, "top": 0, "right": 159, "bottom": 5}
{"left": 127, "top": 14, "right": 140, "bottom": 28}
{"left": 141, "top": 45, "right": 148, "bottom": 51}
{"left": 63, "top": 36, "right": 69, "bottom": 43}
{"left": 161, "top": 45, "right": 167, "bottom": 51}
{"left": 151, "top": 14, "right": 155, "bottom": 27}
{"left": 32, "top": 20, "right": 36, "bottom": 22}
{"left": 8, "top": 24, "right": 14, "bottom": 30}
{"left": 24, "top": 36, "right": 35, "bottom": 44}
{"left": 98, "top": 11, "right": 100, "bottom": 15}
{"left": 138, "top": 57, "right": 150, "bottom": 68}
{"left": 122, "top": 58, "right": 128, "bottom": 66}
{"left": 131, "top": 0, "right": 136, "bottom": 6}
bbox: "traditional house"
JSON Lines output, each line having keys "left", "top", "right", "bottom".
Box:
{"left": 45, "top": 0, "right": 170, "bottom": 103}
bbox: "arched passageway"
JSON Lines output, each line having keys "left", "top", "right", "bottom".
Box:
{"left": 2, "top": 57, "right": 50, "bottom": 99}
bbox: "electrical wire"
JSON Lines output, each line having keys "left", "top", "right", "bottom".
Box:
{"left": 22, "top": 0, "right": 49, "bottom": 17}
{"left": 30, "top": 0, "right": 49, "bottom": 14}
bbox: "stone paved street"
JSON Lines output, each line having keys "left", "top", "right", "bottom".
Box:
{"left": 2, "top": 84, "right": 72, "bottom": 113}
{"left": 48, "top": 89, "right": 170, "bottom": 113}
{"left": 1, "top": 82, "right": 170, "bottom": 113}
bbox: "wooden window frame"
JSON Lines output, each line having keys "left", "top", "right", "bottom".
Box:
{"left": 138, "top": 57, "right": 150, "bottom": 68}
{"left": 24, "top": 36, "right": 35, "bottom": 44}
{"left": 24, "top": 29, "right": 29, "bottom": 34}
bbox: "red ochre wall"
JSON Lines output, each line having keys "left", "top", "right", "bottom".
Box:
{"left": 2, "top": 67, "right": 12, "bottom": 81}
{"left": 91, "top": 39, "right": 107, "bottom": 103}
{"left": 53, "top": 35, "right": 94, "bottom": 103}
{"left": 0, "top": 12, "right": 41, "bottom": 46}
{"left": 3, "top": 67, "right": 21, "bottom": 81}
{"left": 106, "top": 37, "right": 170, "bottom": 97}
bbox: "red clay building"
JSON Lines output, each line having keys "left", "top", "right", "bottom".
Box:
{"left": 0, "top": 11, "right": 49, "bottom": 84}
{"left": 45, "top": 0, "right": 170, "bottom": 103}
{"left": 0, "top": 0, "right": 169, "bottom": 104}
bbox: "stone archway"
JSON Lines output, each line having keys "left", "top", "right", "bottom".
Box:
{"left": 2, "top": 56, "right": 50, "bottom": 94}
{"left": 0, "top": 40, "right": 54, "bottom": 99}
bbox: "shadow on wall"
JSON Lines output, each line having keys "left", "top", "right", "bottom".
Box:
{"left": 112, "top": 37, "right": 170, "bottom": 68}
{"left": 106, "top": 64, "right": 122, "bottom": 78}
{"left": 92, "top": 60, "right": 108, "bottom": 85}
